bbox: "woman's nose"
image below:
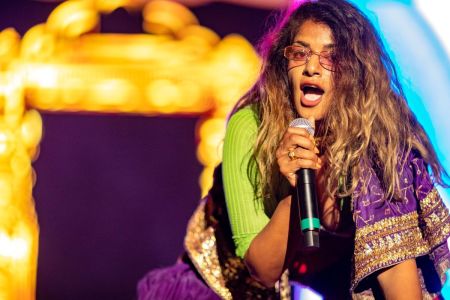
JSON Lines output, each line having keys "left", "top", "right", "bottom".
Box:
{"left": 302, "top": 54, "right": 321, "bottom": 77}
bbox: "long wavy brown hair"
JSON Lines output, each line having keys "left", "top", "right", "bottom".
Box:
{"left": 231, "top": 0, "right": 448, "bottom": 214}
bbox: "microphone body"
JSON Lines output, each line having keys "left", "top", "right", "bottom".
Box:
{"left": 289, "top": 118, "right": 320, "bottom": 249}
{"left": 295, "top": 168, "right": 320, "bottom": 249}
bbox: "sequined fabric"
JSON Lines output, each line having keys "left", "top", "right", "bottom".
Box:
{"left": 353, "top": 211, "right": 430, "bottom": 288}
{"left": 184, "top": 199, "right": 232, "bottom": 299}
{"left": 420, "top": 189, "right": 450, "bottom": 250}
{"left": 184, "top": 164, "right": 284, "bottom": 299}
{"left": 352, "top": 150, "right": 450, "bottom": 297}
{"left": 184, "top": 197, "right": 289, "bottom": 299}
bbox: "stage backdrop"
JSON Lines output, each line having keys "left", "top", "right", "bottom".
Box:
{"left": 1, "top": 1, "right": 272, "bottom": 299}
{"left": 0, "top": 1, "right": 448, "bottom": 299}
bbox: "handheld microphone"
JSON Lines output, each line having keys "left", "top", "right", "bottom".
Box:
{"left": 289, "top": 118, "right": 320, "bottom": 249}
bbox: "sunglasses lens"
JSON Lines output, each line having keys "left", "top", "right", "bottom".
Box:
{"left": 285, "top": 46, "right": 309, "bottom": 62}
{"left": 284, "top": 45, "right": 335, "bottom": 71}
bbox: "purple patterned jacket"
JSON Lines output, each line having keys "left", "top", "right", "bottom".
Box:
{"left": 352, "top": 150, "right": 450, "bottom": 298}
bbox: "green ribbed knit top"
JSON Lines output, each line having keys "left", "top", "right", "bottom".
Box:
{"left": 222, "top": 105, "right": 270, "bottom": 258}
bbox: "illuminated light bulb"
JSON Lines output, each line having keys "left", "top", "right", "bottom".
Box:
{"left": 0, "top": 271, "right": 11, "bottom": 300}
{"left": 0, "top": 288, "right": 10, "bottom": 300}
{"left": 196, "top": 136, "right": 223, "bottom": 166}
{"left": 0, "top": 174, "right": 12, "bottom": 206}
{"left": 2, "top": 76, "right": 25, "bottom": 128}
{"left": 143, "top": 0, "right": 198, "bottom": 35}
{"left": 11, "top": 152, "right": 31, "bottom": 179}
{"left": 175, "top": 81, "right": 206, "bottom": 109}
{"left": 20, "top": 24, "right": 55, "bottom": 60}
{"left": 177, "top": 25, "right": 220, "bottom": 48}
{"left": 209, "top": 35, "right": 260, "bottom": 108}
{"left": 0, "top": 75, "right": 6, "bottom": 110}
{"left": 0, "top": 129, "right": 15, "bottom": 160}
{"left": 20, "top": 110, "right": 42, "bottom": 151}
{"left": 91, "top": 79, "right": 139, "bottom": 109}
{"left": 71, "top": 33, "right": 172, "bottom": 62}
{"left": 146, "top": 79, "right": 181, "bottom": 110}
{"left": 61, "top": 77, "right": 85, "bottom": 105}
{"left": 46, "top": 0, "right": 99, "bottom": 38}
{"left": 25, "top": 64, "right": 58, "bottom": 89}
{"left": 112, "top": 36, "right": 167, "bottom": 62}
{"left": 199, "top": 166, "right": 215, "bottom": 197}
{"left": 196, "top": 118, "right": 225, "bottom": 165}
{"left": 26, "top": 146, "right": 40, "bottom": 164}
{"left": 94, "top": 0, "right": 128, "bottom": 13}
{"left": 27, "top": 88, "right": 60, "bottom": 111}
{"left": 203, "top": 129, "right": 225, "bottom": 152}
{"left": 176, "top": 39, "right": 213, "bottom": 62}
{"left": 0, "top": 232, "right": 29, "bottom": 260}
{"left": 0, "top": 28, "right": 20, "bottom": 61}
{"left": 31, "top": 168, "right": 37, "bottom": 188}
{"left": 211, "top": 35, "right": 260, "bottom": 70}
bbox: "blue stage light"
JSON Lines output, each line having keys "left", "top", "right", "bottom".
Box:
{"left": 351, "top": 0, "right": 450, "bottom": 204}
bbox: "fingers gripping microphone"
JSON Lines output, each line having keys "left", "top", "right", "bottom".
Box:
{"left": 289, "top": 118, "right": 320, "bottom": 249}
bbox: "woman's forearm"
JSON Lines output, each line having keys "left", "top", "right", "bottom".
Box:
{"left": 243, "top": 196, "right": 291, "bottom": 287}
{"left": 377, "top": 259, "right": 422, "bottom": 300}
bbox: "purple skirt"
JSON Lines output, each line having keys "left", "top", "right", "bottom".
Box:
{"left": 137, "top": 262, "right": 221, "bottom": 300}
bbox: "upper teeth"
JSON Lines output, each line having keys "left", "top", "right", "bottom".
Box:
{"left": 303, "top": 85, "right": 321, "bottom": 91}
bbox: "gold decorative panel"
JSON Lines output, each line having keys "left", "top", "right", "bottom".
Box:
{"left": 0, "top": 0, "right": 260, "bottom": 298}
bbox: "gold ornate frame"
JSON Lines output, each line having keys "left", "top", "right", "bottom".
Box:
{"left": 0, "top": 1, "right": 260, "bottom": 298}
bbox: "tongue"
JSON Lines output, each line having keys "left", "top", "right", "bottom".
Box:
{"left": 304, "top": 92, "right": 321, "bottom": 102}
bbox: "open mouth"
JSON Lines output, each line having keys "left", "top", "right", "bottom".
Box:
{"left": 301, "top": 85, "right": 324, "bottom": 106}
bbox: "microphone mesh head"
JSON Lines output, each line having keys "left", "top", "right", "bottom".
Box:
{"left": 289, "top": 118, "right": 315, "bottom": 136}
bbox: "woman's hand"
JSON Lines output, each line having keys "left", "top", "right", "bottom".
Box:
{"left": 276, "top": 122, "right": 322, "bottom": 187}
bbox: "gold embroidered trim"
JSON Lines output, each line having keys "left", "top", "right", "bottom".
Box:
{"left": 420, "top": 188, "right": 450, "bottom": 248}
{"left": 351, "top": 289, "right": 381, "bottom": 300}
{"left": 430, "top": 242, "right": 450, "bottom": 285}
{"left": 184, "top": 199, "right": 232, "bottom": 300}
{"left": 438, "top": 258, "right": 450, "bottom": 283}
{"left": 352, "top": 212, "right": 430, "bottom": 291}
{"left": 421, "top": 189, "right": 440, "bottom": 213}
{"left": 279, "top": 269, "right": 291, "bottom": 300}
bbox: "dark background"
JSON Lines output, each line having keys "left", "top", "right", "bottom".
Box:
{"left": 0, "top": 1, "right": 274, "bottom": 299}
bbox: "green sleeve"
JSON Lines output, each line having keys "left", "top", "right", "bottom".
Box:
{"left": 222, "top": 106, "right": 270, "bottom": 258}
